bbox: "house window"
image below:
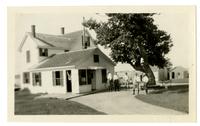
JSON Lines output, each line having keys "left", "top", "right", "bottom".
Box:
{"left": 26, "top": 50, "right": 30, "bottom": 63}
{"left": 94, "top": 55, "right": 99, "bottom": 63}
{"left": 79, "top": 69, "right": 87, "bottom": 85}
{"left": 87, "top": 70, "right": 93, "bottom": 84}
{"left": 32, "top": 72, "right": 42, "bottom": 86}
{"left": 39, "top": 48, "right": 48, "bottom": 57}
{"left": 167, "top": 72, "right": 170, "bottom": 80}
{"left": 52, "top": 71, "right": 63, "bottom": 86}
{"left": 82, "top": 36, "right": 90, "bottom": 49}
{"left": 177, "top": 72, "right": 180, "bottom": 76}
{"left": 172, "top": 72, "right": 175, "bottom": 79}
{"left": 23, "top": 72, "right": 30, "bottom": 84}
{"left": 183, "top": 71, "right": 189, "bottom": 78}
{"left": 78, "top": 69, "right": 93, "bottom": 85}
{"left": 101, "top": 69, "right": 107, "bottom": 83}
{"left": 85, "top": 36, "right": 90, "bottom": 47}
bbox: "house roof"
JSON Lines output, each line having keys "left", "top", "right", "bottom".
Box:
{"left": 33, "top": 47, "right": 115, "bottom": 70}
{"left": 19, "top": 30, "right": 95, "bottom": 51}
{"left": 170, "top": 66, "right": 188, "bottom": 72}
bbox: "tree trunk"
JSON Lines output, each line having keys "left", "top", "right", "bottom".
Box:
{"left": 143, "top": 64, "right": 156, "bottom": 86}
{"left": 143, "top": 64, "right": 156, "bottom": 94}
{"left": 129, "top": 61, "right": 156, "bottom": 94}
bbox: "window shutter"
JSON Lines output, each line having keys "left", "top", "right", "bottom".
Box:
{"left": 39, "top": 73, "right": 42, "bottom": 86}
{"left": 32, "top": 73, "right": 35, "bottom": 86}
{"left": 45, "top": 49, "right": 48, "bottom": 56}
{"left": 52, "top": 71, "right": 55, "bottom": 86}
{"left": 60, "top": 71, "right": 63, "bottom": 86}
{"left": 27, "top": 73, "right": 30, "bottom": 83}
{"left": 87, "top": 36, "right": 90, "bottom": 46}
{"left": 39, "top": 48, "right": 42, "bottom": 56}
{"left": 81, "top": 35, "right": 84, "bottom": 48}
{"left": 23, "top": 73, "right": 26, "bottom": 83}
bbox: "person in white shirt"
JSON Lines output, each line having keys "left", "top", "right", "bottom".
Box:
{"left": 142, "top": 75, "right": 149, "bottom": 94}
{"left": 142, "top": 75, "right": 148, "bottom": 83}
{"left": 107, "top": 72, "right": 113, "bottom": 91}
{"left": 113, "top": 72, "right": 119, "bottom": 91}
{"left": 133, "top": 73, "right": 141, "bottom": 95}
{"left": 124, "top": 72, "right": 129, "bottom": 89}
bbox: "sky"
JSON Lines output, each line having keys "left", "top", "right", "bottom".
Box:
{"left": 15, "top": 12, "right": 192, "bottom": 73}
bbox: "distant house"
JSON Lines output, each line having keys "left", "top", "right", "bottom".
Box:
{"left": 169, "top": 66, "right": 189, "bottom": 84}
{"left": 116, "top": 66, "right": 189, "bottom": 86}
{"left": 116, "top": 66, "right": 168, "bottom": 85}
{"left": 17, "top": 25, "right": 115, "bottom": 94}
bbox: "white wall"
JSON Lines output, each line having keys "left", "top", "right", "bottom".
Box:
{"left": 20, "top": 36, "right": 39, "bottom": 89}
{"left": 77, "top": 54, "right": 114, "bottom": 91}
{"left": 28, "top": 70, "right": 67, "bottom": 94}
{"left": 170, "top": 68, "right": 187, "bottom": 80}
{"left": 95, "top": 69, "right": 107, "bottom": 90}
{"left": 71, "top": 69, "right": 79, "bottom": 93}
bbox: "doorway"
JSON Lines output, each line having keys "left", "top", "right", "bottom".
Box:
{"left": 66, "top": 70, "right": 72, "bottom": 92}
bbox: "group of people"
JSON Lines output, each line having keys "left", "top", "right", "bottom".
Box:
{"left": 107, "top": 72, "right": 149, "bottom": 95}
{"left": 107, "top": 72, "right": 120, "bottom": 91}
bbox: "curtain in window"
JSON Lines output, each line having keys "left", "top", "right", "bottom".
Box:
{"left": 32, "top": 72, "right": 41, "bottom": 86}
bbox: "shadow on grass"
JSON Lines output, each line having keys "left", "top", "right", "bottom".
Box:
{"left": 15, "top": 89, "right": 106, "bottom": 115}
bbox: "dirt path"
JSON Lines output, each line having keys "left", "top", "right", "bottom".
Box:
{"left": 70, "top": 90, "right": 185, "bottom": 115}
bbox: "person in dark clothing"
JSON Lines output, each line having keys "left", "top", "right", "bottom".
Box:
{"left": 113, "top": 72, "right": 119, "bottom": 91}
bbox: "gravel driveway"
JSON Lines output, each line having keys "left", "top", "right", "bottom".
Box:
{"left": 70, "top": 90, "right": 185, "bottom": 115}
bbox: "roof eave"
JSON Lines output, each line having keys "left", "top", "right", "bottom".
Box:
{"left": 28, "top": 65, "right": 76, "bottom": 72}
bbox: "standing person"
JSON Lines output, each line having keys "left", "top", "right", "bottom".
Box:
{"left": 142, "top": 75, "right": 149, "bottom": 94}
{"left": 107, "top": 72, "right": 113, "bottom": 91}
{"left": 133, "top": 73, "right": 139, "bottom": 95}
{"left": 135, "top": 73, "right": 141, "bottom": 95}
{"left": 113, "top": 72, "right": 119, "bottom": 91}
{"left": 124, "top": 72, "right": 129, "bottom": 89}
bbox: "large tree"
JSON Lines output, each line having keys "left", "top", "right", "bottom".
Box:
{"left": 83, "top": 13, "right": 173, "bottom": 87}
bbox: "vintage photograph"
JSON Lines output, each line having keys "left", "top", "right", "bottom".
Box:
{"left": 8, "top": 6, "right": 196, "bottom": 121}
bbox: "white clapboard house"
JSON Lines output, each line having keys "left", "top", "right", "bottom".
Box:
{"left": 18, "top": 25, "right": 115, "bottom": 94}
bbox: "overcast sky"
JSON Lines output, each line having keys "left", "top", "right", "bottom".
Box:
{"left": 15, "top": 12, "right": 192, "bottom": 73}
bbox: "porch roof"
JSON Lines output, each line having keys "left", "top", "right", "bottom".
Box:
{"left": 33, "top": 47, "right": 115, "bottom": 70}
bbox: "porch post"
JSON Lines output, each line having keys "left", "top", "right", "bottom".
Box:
{"left": 71, "top": 69, "right": 80, "bottom": 93}
{"left": 63, "top": 70, "right": 67, "bottom": 92}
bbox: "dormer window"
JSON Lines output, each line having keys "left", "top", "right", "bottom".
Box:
{"left": 86, "top": 36, "right": 90, "bottom": 47}
{"left": 82, "top": 36, "right": 90, "bottom": 49}
{"left": 39, "top": 48, "right": 48, "bottom": 57}
{"left": 94, "top": 55, "right": 99, "bottom": 63}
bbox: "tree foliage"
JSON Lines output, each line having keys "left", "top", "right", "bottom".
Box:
{"left": 83, "top": 13, "right": 173, "bottom": 85}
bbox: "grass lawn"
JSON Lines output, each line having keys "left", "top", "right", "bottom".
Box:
{"left": 135, "top": 86, "right": 189, "bottom": 113}
{"left": 15, "top": 89, "right": 105, "bottom": 115}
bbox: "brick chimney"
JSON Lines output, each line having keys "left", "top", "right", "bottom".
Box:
{"left": 31, "top": 25, "right": 36, "bottom": 37}
{"left": 61, "top": 27, "right": 65, "bottom": 35}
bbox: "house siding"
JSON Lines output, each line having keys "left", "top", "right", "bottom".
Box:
{"left": 20, "top": 36, "right": 39, "bottom": 89}
{"left": 19, "top": 32, "right": 114, "bottom": 94}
